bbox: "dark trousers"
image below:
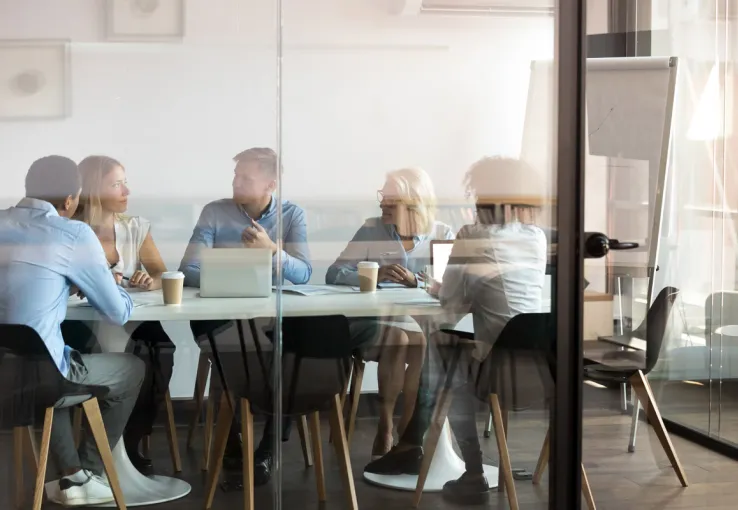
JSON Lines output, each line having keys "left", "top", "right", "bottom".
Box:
{"left": 61, "top": 320, "right": 173, "bottom": 450}
{"left": 125, "top": 321, "right": 174, "bottom": 448}
{"left": 399, "top": 346, "right": 484, "bottom": 474}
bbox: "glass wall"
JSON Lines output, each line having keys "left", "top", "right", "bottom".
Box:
{"left": 643, "top": 0, "right": 738, "bottom": 447}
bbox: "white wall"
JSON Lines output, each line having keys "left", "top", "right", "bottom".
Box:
{"left": 0, "top": 0, "right": 554, "bottom": 396}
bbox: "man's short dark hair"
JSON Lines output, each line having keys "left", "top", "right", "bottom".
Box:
{"left": 25, "top": 155, "right": 81, "bottom": 207}
{"left": 233, "top": 147, "right": 279, "bottom": 178}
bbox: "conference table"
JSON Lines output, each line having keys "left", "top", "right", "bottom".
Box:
{"left": 54, "top": 285, "right": 490, "bottom": 504}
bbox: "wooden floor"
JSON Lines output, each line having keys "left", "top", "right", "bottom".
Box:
{"left": 6, "top": 384, "right": 738, "bottom": 510}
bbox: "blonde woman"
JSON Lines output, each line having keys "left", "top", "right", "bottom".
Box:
{"left": 71, "top": 155, "right": 170, "bottom": 476}
{"left": 367, "top": 158, "right": 548, "bottom": 503}
{"left": 326, "top": 167, "right": 454, "bottom": 458}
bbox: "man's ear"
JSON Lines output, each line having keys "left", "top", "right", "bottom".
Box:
{"left": 63, "top": 194, "right": 74, "bottom": 212}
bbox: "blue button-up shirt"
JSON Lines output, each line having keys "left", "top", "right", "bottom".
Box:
{"left": 0, "top": 199, "right": 133, "bottom": 376}
{"left": 326, "top": 217, "right": 455, "bottom": 286}
{"left": 179, "top": 197, "right": 312, "bottom": 287}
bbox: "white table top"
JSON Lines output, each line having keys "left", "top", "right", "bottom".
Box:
{"left": 66, "top": 287, "right": 444, "bottom": 322}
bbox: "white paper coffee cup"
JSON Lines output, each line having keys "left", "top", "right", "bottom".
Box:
{"left": 357, "top": 261, "right": 379, "bottom": 292}
{"left": 161, "top": 271, "right": 185, "bottom": 305}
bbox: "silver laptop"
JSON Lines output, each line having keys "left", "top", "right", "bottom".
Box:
{"left": 200, "top": 248, "right": 272, "bottom": 298}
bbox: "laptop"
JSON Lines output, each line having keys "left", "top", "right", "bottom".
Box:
{"left": 200, "top": 248, "right": 272, "bottom": 298}
{"left": 430, "top": 240, "right": 454, "bottom": 281}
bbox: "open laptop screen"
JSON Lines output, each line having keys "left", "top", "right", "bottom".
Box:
{"left": 430, "top": 240, "right": 454, "bottom": 281}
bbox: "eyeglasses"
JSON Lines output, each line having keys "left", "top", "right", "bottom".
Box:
{"left": 376, "top": 190, "right": 384, "bottom": 203}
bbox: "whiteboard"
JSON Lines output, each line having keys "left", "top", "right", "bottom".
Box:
{"left": 520, "top": 57, "right": 678, "bottom": 305}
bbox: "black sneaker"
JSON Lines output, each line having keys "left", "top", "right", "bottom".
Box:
{"left": 364, "top": 446, "right": 423, "bottom": 475}
{"left": 253, "top": 446, "right": 274, "bottom": 486}
{"left": 442, "top": 472, "right": 490, "bottom": 505}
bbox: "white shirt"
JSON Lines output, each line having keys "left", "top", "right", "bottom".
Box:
{"left": 110, "top": 215, "right": 151, "bottom": 286}
{"left": 439, "top": 223, "right": 547, "bottom": 360}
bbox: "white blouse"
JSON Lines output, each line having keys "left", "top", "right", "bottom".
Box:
{"left": 110, "top": 215, "right": 151, "bottom": 287}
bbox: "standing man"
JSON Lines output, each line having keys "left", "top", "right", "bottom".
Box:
{"left": 0, "top": 156, "right": 144, "bottom": 506}
{"left": 179, "top": 147, "right": 311, "bottom": 486}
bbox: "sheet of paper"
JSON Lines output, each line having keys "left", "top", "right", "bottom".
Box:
{"left": 278, "top": 284, "right": 358, "bottom": 296}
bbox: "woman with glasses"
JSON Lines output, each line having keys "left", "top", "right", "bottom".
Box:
{"left": 326, "top": 167, "right": 454, "bottom": 459}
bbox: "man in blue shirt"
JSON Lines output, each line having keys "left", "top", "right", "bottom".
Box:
{"left": 0, "top": 156, "right": 144, "bottom": 507}
{"left": 179, "top": 148, "right": 311, "bottom": 486}
{"left": 179, "top": 147, "right": 311, "bottom": 286}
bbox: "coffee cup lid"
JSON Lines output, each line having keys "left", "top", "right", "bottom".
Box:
{"left": 358, "top": 261, "right": 379, "bottom": 269}
{"left": 162, "top": 271, "right": 185, "bottom": 279}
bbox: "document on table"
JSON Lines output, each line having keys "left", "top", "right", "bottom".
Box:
{"left": 277, "top": 285, "right": 359, "bottom": 296}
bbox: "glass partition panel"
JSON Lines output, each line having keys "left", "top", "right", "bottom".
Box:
{"left": 278, "top": 1, "right": 556, "bottom": 508}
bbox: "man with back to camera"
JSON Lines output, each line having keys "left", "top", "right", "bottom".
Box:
{"left": 179, "top": 147, "right": 311, "bottom": 486}
{"left": 0, "top": 156, "right": 144, "bottom": 506}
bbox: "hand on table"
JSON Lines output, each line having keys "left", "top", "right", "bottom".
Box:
{"left": 69, "top": 285, "right": 85, "bottom": 300}
{"left": 378, "top": 264, "right": 417, "bottom": 288}
{"left": 242, "top": 220, "right": 278, "bottom": 254}
{"left": 418, "top": 271, "right": 441, "bottom": 297}
{"left": 128, "top": 270, "right": 154, "bottom": 290}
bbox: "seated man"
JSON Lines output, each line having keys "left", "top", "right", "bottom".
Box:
{"left": 0, "top": 156, "right": 144, "bottom": 507}
{"left": 366, "top": 157, "right": 548, "bottom": 504}
{"left": 179, "top": 147, "right": 311, "bottom": 486}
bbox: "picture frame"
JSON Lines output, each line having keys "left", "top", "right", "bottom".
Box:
{"left": 105, "top": 0, "right": 185, "bottom": 42}
{"left": 0, "top": 40, "right": 71, "bottom": 121}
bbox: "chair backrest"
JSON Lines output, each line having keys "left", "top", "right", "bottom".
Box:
{"left": 0, "top": 324, "right": 104, "bottom": 428}
{"left": 639, "top": 286, "right": 679, "bottom": 374}
{"left": 235, "top": 316, "right": 353, "bottom": 417}
{"left": 705, "top": 291, "right": 738, "bottom": 340}
{"left": 473, "top": 312, "right": 555, "bottom": 407}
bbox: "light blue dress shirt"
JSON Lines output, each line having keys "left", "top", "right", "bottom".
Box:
{"left": 179, "top": 197, "right": 312, "bottom": 287}
{"left": 0, "top": 199, "right": 134, "bottom": 376}
{"left": 326, "top": 217, "right": 455, "bottom": 286}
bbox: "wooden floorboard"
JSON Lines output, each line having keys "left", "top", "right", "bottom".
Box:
{"left": 6, "top": 384, "right": 738, "bottom": 509}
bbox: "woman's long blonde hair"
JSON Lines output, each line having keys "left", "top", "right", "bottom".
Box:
{"left": 75, "top": 155, "right": 123, "bottom": 226}
{"left": 385, "top": 167, "right": 437, "bottom": 235}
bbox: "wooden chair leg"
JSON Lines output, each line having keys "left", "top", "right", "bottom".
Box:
{"left": 328, "top": 394, "right": 359, "bottom": 510}
{"left": 81, "top": 398, "right": 126, "bottom": 510}
{"left": 308, "top": 411, "right": 326, "bottom": 502}
{"left": 581, "top": 464, "right": 596, "bottom": 510}
{"left": 329, "top": 363, "right": 353, "bottom": 444}
{"left": 630, "top": 370, "right": 688, "bottom": 487}
{"left": 204, "top": 392, "right": 235, "bottom": 510}
{"left": 73, "top": 406, "right": 83, "bottom": 449}
{"left": 297, "top": 415, "right": 314, "bottom": 468}
{"left": 32, "top": 408, "right": 54, "bottom": 510}
{"left": 202, "top": 386, "right": 216, "bottom": 471}
{"left": 490, "top": 395, "right": 518, "bottom": 510}
{"left": 164, "top": 390, "right": 183, "bottom": 473}
{"left": 14, "top": 427, "right": 25, "bottom": 509}
{"left": 24, "top": 426, "right": 39, "bottom": 474}
{"left": 241, "top": 399, "right": 254, "bottom": 510}
{"left": 142, "top": 435, "right": 151, "bottom": 458}
{"left": 346, "top": 360, "right": 365, "bottom": 444}
{"left": 187, "top": 356, "right": 209, "bottom": 449}
{"left": 495, "top": 406, "right": 509, "bottom": 494}
{"left": 413, "top": 388, "right": 454, "bottom": 508}
{"left": 532, "top": 427, "right": 550, "bottom": 485}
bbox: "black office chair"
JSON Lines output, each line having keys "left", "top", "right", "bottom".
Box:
{"left": 0, "top": 324, "right": 126, "bottom": 510}
{"left": 415, "top": 313, "right": 595, "bottom": 510}
{"left": 575, "top": 286, "right": 688, "bottom": 487}
{"left": 187, "top": 320, "right": 235, "bottom": 470}
{"left": 203, "top": 316, "right": 358, "bottom": 510}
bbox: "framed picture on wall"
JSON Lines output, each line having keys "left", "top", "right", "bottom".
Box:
{"left": 0, "top": 40, "right": 71, "bottom": 121}
{"left": 106, "top": 0, "right": 185, "bottom": 41}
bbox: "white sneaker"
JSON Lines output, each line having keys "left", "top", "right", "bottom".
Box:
{"left": 58, "top": 469, "right": 115, "bottom": 507}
